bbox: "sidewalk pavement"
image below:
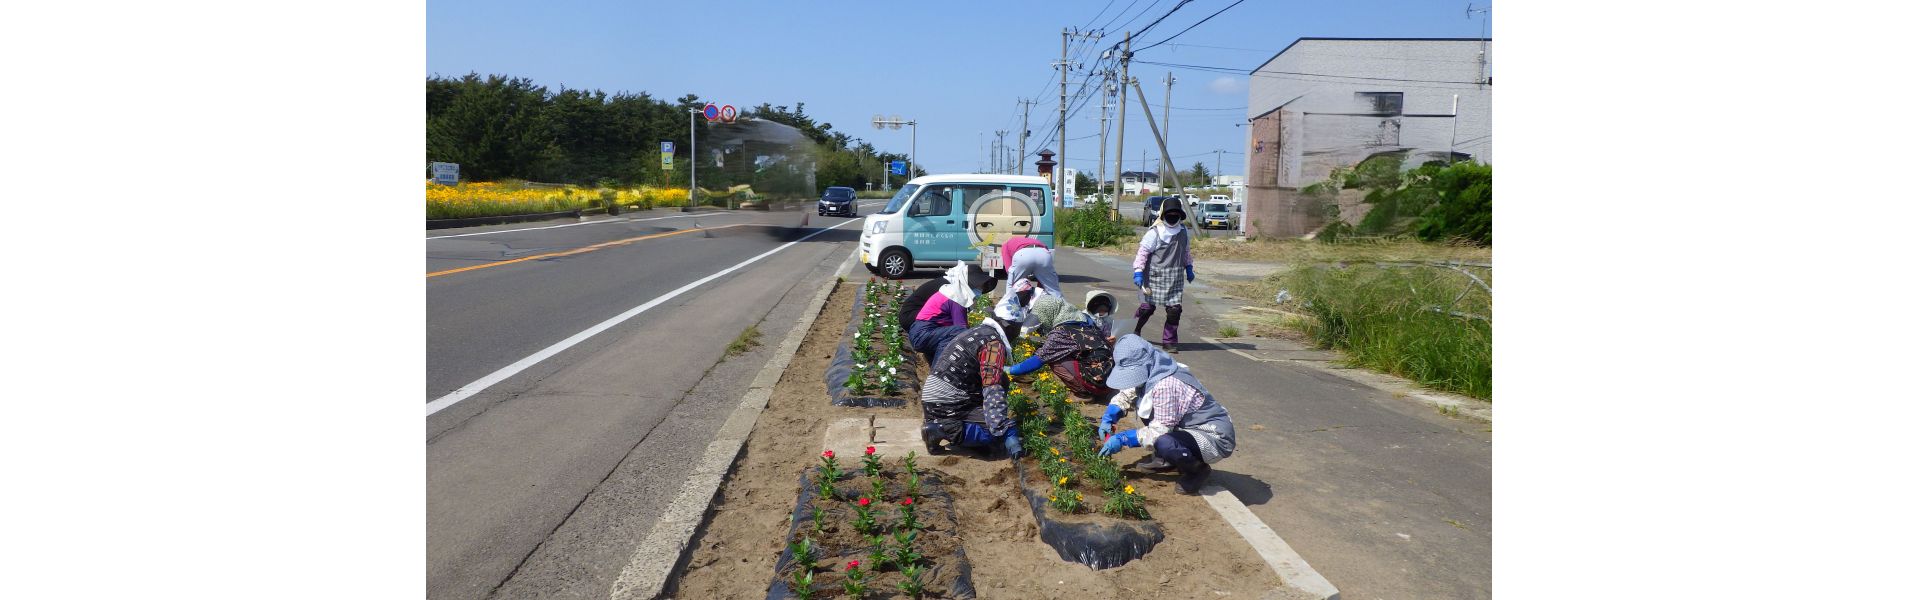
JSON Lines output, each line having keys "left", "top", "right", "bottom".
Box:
{"left": 1049, "top": 247, "right": 1492, "bottom": 600}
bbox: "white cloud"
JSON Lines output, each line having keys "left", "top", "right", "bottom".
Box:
{"left": 1207, "top": 76, "right": 1245, "bottom": 94}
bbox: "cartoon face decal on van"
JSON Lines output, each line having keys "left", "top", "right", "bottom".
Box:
{"left": 967, "top": 191, "right": 1038, "bottom": 247}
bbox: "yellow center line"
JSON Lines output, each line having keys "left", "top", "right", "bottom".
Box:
{"left": 426, "top": 224, "right": 745, "bottom": 278}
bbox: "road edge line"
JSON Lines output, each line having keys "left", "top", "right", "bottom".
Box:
{"left": 1198, "top": 483, "right": 1343, "bottom": 600}
{"left": 607, "top": 249, "right": 856, "bottom": 600}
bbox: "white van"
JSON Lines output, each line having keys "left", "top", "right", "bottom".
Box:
{"left": 858, "top": 174, "right": 1056, "bottom": 279}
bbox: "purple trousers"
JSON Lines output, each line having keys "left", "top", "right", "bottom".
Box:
{"left": 1132, "top": 302, "right": 1182, "bottom": 345}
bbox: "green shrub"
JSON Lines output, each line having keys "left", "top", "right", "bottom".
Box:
{"left": 1282, "top": 264, "right": 1490, "bottom": 399}
{"left": 1057, "top": 199, "right": 1136, "bottom": 248}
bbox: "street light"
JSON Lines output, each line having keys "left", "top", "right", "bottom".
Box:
{"left": 872, "top": 114, "right": 917, "bottom": 185}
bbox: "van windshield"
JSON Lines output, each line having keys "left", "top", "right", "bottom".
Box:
{"left": 878, "top": 184, "right": 919, "bottom": 214}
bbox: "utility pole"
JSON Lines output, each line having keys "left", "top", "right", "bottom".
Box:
{"left": 1131, "top": 77, "right": 1188, "bottom": 225}
{"left": 1056, "top": 28, "right": 1070, "bottom": 204}
{"left": 994, "top": 130, "right": 1009, "bottom": 173}
{"left": 1096, "top": 71, "right": 1112, "bottom": 215}
{"left": 1160, "top": 72, "right": 1175, "bottom": 192}
{"left": 1215, "top": 149, "right": 1223, "bottom": 185}
{"left": 1017, "top": 99, "right": 1035, "bottom": 175}
{"left": 1111, "top": 31, "right": 1131, "bottom": 218}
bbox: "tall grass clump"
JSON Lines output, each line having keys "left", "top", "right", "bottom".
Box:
{"left": 1057, "top": 199, "right": 1137, "bottom": 248}
{"left": 1282, "top": 264, "right": 1491, "bottom": 399}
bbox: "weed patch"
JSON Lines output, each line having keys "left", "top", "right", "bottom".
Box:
{"left": 1281, "top": 263, "right": 1491, "bottom": 399}
{"left": 726, "top": 325, "right": 763, "bottom": 357}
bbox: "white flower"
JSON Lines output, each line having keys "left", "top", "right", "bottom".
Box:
{"left": 889, "top": 367, "right": 898, "bottom": 375}
{"left": 855, "top": 363, "right": 866, "bottom": 369}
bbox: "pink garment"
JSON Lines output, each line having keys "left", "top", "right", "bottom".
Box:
{"left": 915, "top": 291, "right": 956, "bottom": 322}
{"left": 1000, "top": 236, "right": 1046, "bottom": 266}
{"left": 1131, "top": 227, "right": 1194, "bottom": 271}
{"left": 1137, "top": 376, "right": 1208, "bottom": 446}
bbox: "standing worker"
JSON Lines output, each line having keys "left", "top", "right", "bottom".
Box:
{"left": 1007, "top": 294, "right": 1117, "bottom": 401}
{"left": 1098, "top": 334, "right": 1236, "bottom": 494}
{"left": 919, "top": 304, "right": 1028, "bottom": 457}
{"left": 1130, "top": 203, "right": 1194, "bottom": 352}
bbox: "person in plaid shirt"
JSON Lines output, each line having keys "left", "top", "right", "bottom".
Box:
{"left": 1097, "top": 335, "right": 1237, "bottom": 494}
{"left": 1131, "top": 203, "right": 1194, "bottom": 353}
{"left": 1007, "top": 295, "right": 1116, "bottom": 402}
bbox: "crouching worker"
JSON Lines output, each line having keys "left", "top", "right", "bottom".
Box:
{"left": 1097, "top": 334, "right": 1237, "bottom": 494}
{"left": 905, "top": 263, "right": 997, "bottom": 365}
{"left": 1008, "top": 294, "right": 1117, "bottom": 402}
{"left": 920, "top": 303, "right": 1027, "bottom": 457}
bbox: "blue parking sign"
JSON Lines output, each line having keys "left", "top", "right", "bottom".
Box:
{"left": 889, "top": 160, "right": 906, "bottom": 176}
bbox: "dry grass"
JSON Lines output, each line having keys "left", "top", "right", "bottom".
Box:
{"left": 1086, "top": 236, "right": 1489, "bottom": 266}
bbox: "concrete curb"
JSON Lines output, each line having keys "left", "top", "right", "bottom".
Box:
{"left": 606, "top": 248, "right": 857, "bottom": 600}
{"left": 1199, "top": 484, "right": 1342, "bottom": 600}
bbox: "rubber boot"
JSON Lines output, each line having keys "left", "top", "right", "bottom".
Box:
{"left": 1133, "top": 302, "right": 1156, "bottom": 337}
{"left": 921, "top": 422, "right": 949, "bottom": 455}
{"left": 1162, "top": 304, "right": 1183, "bottom": 351}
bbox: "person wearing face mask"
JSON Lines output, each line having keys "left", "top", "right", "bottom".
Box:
{"left": 1131, "top": 204, "right": 1195, "bottom": 353}
{"left": 903, "top": 263, "right": 997, "bottom": 365}
{"left": 919, "top": 303, "right": 1028, "bottom": 457}
{"left": 1098, "top": 334, "right": 1236, "bottom": 495}
{"left": 1006, "top": 295, "right": 1117, "bottom": 402}
{"left": 1083, "top": 289, "right": 1117, "bottom": 340}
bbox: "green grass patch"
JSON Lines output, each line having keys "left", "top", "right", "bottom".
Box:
{"left": 725, "top": 325, "right": 763, "bottom": 357}
{"left": 1217, "top": 324, "right": 1240, "bottom": 338}
{"left": 1278, "top": 263, "right": 1491, "bottom": 400}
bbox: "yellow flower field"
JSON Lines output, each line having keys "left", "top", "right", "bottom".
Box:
{"left": 426, "top": 181, "right": 693, "bottom": 220}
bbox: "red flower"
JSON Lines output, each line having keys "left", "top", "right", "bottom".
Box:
{"left": 847, "top": 560, "right": 860, "bottom": 569}
{"left": 901, "top": 497, "right": 914, "bottom": 506}
{"left": 858, "top": 497, "right": 871, "bottom": 506}
{"left": 865, "top": 445, "right": 876, "bottom": 455}
{"left": 822, "top": 450, "right": 834, "bottom": 459}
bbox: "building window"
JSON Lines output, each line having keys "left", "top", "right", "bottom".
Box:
{"left": 1355, "top": 92, "right": 1403, "bottom": 116}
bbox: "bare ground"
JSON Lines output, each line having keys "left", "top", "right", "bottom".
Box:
{"left": 669, "top": 283, "right": 1286, "bottom": 599}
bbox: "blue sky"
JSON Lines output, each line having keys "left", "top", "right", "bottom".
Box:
{"left": 428, "top": 0, "right": 1490, "bottom": 179}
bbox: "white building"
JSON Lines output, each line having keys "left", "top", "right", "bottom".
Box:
{"left": 1243, "top": 37, "right": 1491, "bottom": 236}
{"left": 1118, "top": 170, "right": 1160, "bottom": 195}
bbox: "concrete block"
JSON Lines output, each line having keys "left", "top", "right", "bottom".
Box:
{"left": 869, "top": 417, "right": 929, "bottom": 456}
{"left": 821, "top": 417, "right": 873, "bottom": 459}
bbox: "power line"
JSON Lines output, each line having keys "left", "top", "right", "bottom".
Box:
{"left": 1149, "top": 103, "right": 1247, "bottom": 111}
{"left": 1135, "top": 59, "right": 1485, "bottom": 85}
{"left": 1137, "top": 0, "right": 1247, "bottom": 51}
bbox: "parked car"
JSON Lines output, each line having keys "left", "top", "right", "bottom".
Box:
{"left": 1209, "top": 194, "right": 1230, "bottom": 204}
{"left": 858, "top": 174, "right": 1056, "bottom": 279}
{"left": 1140, "top": 195, "right": 1172, "bottom": 227}
{"left": 817, "top": 186, "right": 857, "bottom": 217}
{"left": 1199, "top": 201, "right": 1236, "bottom": 230}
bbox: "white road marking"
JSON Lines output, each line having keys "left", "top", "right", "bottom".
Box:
{"left": 424, "top": 218, "right": 858, "bottom": 417}
{"left": 425, "top": 214, "right": 698, "bottom": 239}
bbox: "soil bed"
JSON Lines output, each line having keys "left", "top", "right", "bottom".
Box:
{"left": 826, "top": 281, "right": 919, "bottom": 408}
{"left": 766, "top": 468, "right": 974, "bottom": 599}
{"left": 670, "top": 283, "right": 1285, "bottom": 599}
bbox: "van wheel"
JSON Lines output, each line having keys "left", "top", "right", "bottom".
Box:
{"left": 878, "top": 248, "right": 911, "bottom": 279}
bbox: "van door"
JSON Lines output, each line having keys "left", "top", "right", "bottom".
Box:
{"left": 902, "top": 185, "right": 958, "bottom": 263}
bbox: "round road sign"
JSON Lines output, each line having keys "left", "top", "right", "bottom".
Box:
{"left": 720, "top": 104, "right": 737, "bottom": 123}
{"left": 703, "top": 103, "right": 719, "bottom": 122}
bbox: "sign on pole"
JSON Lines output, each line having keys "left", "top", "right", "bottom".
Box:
{"left": 1062, "top": 167, "right": 1078, "bottom": 208}
{"left": 429, "top": 162, "right": 459, "bottom": 185}
{"left": 719, "top": 104, "right": 737, "bottom": 123}
{"left": 889, "top": 160, "right": 906, "bottom": 176}
{"left": 661, "top": 140, "right": 674, "bottom": 170}
{"left": 703, "top": 103, "right": 720, "bottom": 122}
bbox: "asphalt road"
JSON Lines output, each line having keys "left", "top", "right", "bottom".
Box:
{"left": 424, "top": 201, "right": 882, "bottom": 599}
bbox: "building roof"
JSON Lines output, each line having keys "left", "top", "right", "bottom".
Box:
{"left": 1250, "top": 37, "right": 1491, "bottom": 75}
{"left": 1119, "top": 171, "right": 1160, "bottom": 180}
{"left": 904, "top": 173, "right": 1051, "bottom": 186}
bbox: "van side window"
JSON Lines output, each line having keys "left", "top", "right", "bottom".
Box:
{"left": 909, "top": 188, "right": 951, "bottom": 217}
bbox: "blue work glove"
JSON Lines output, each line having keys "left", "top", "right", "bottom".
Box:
{"left": 1132, "top": 271, "right": 1144, "bottom": 288}
{"left": 1097, "top": 429, "right": 1141, "bottom": 457}
{"left": 1185, "top": 265, "right": 1195, "bottom": 283}
{"left": 1002, "top": 432, "right": 1023, "bottom": 458}
{"left": 1098, "top": 404, "right": 1125, "bottom": 439}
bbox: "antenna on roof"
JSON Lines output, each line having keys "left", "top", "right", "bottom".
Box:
{"left": 1466, "top": 3, "right": 1491, "bottom": 86}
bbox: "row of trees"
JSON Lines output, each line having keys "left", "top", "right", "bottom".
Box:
{"left": 426, "top": 74, "right": 922, "bottom": 192}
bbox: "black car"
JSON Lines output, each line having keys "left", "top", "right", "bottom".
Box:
{"left": 817, "top": 186, "right": 857, "bottom": 217}
{"left": 1140, "top": 195, "right": 1170, "bottom": 226}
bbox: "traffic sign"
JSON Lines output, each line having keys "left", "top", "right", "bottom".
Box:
{"left": 703, "top": 103, "right": 719, "bottom": 122}
{"left": 660, "top": 141, "right": 674, "bottom": 154}
{"left": 660, "top": 141, "right": 675, "bottom": 170}
{"left": 720, "top": 104, "right": 737, "bottom": 123}
{"left": 1062, "top": 167, "right": 1078, "bottom": 208}
{"left": 429, "top": 162, "right": 459, "bottom": 185}
{"left": 889, "top": 160, "right": 906, "bottom": 176}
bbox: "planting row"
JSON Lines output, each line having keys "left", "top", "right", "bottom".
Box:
{"left": 769, "top": 447, "right": 974, "bottom": 600}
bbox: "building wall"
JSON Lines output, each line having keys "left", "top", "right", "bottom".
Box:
{"left": 1246, "top": 39, "right": 1492, "bottom": 188}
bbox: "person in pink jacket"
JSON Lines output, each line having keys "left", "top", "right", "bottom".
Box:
{"left": 993, "top": 236, "right": 1061, "bottom": 318}
{"left": 1132, "top": 204, "right": 1194, "bottom": 352}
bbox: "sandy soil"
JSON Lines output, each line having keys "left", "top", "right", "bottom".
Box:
{"left": 670, "top": 283, "right": 1284, "bottom": 599}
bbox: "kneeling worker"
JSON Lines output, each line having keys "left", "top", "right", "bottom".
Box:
{"left": 1008, "top": 295, "right": 1117, "bottom": 401}
{"left": 1097, "top": 334, "right": 1237, "bottom": 494}
{"left": 920, "top": 303, "right": 1028, "bottom": 457}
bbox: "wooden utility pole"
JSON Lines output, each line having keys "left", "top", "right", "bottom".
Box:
{"left": 1017, "top": 99, "right": 1035, "bottom": 175}
{"left": 1110, "top": 31, "right": 1131, "bottom": 219}
{"left": 1160, "top": 72, "right": 1175, "bottom": 192}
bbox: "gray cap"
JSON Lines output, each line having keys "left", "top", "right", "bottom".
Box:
{"left": 1105, "top": 334, "right": 1175, "bottom": 390}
